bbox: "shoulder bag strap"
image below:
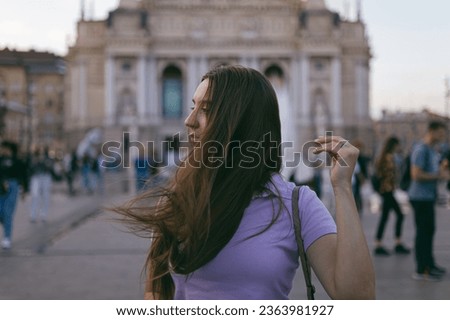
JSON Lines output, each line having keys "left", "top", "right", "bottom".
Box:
{"left": 292, "top": 186, "right": 316, "bottom": 300}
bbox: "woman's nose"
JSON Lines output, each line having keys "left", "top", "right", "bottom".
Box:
{"left": 184, "top": 109, "right": 198, "bottom": 128}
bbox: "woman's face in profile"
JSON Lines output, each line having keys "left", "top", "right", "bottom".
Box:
{"left": 185, "top": 79, "right": 209, "bottom": 143}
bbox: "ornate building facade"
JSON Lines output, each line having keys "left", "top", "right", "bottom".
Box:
{"left": 65, "top": 0, "right": 372, "bottom": 167}
{"left": 0, "top": 48, "right": 65, "bottom": 154}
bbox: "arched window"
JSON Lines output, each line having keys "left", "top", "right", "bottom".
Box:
{"left": 264, "top": 64, "right": 284, "bottom": 78}
{"left": 162, "top": 65, "right": 183, "bottom": 119}
{"left": 264, "top": 65, "right": 285, "bottom": 90}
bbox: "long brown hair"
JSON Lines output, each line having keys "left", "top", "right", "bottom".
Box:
{"left": 375, "top": 136, "right": 399, "bottom": 173}
{"left": 114, "top": 65, "right": 282, "bottom": 299}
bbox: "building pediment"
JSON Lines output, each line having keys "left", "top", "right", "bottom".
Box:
{"left": 143, "top": 0, "right": 304, "bottom": 11}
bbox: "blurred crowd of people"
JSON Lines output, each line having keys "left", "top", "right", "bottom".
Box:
{"left": 0, "top": 141, "right": 106, "bottom": 250}
{"left": 0, "top": 134, "right": 185, "bottom": 250}
{"left": 368, "top": 121, "right": 449, "bottom": 281}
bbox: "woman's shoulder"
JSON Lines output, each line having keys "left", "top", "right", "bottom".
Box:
{"left": 263, "top": 173, "right": 294, "bottom": 199}
{"left": 264, "top": 173, "right": 317, "bottom": 203}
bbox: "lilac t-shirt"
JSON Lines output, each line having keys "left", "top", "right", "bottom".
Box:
{"left": 171, "top": 173, "right": 337, "bottom": 299}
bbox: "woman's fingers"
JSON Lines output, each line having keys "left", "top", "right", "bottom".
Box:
{"left": 312, "top": 135, "right": 358, "bottom": 167}
{"left": 313, "top": 136, "right": 350, "bottom": 154}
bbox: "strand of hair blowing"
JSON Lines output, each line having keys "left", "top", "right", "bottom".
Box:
{"left": 113, "top": 66, "right": 282, "bottom": 299}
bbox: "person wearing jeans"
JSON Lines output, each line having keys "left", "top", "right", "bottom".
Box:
{"left": 30, "top": 172, "right": 52, "bottom": 222}
{"left": 0, "top": 141, "right": 25, "bottom": 250}
{"left": 29, "top": 148, "right": 53, "bottom": 223}
{"left": 373, "top": 136, "right": 410, "bottom": 256}
{"left": 408, "top": 121, "right": 449, "bottom": 281}
{"left": 0, "top": 179, "right": 19, "bottom": 249}
{"left": 410, "top": 201, "right": 436, "bottom": 275}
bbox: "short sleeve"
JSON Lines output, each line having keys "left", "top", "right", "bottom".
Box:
{"left": 297, "top": 186, "right": 337, "bottom": 251}
{"left": 411, "top": 145, "right": 427, "bottom": 171}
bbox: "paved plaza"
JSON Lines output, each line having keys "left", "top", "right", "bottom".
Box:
{"left": 1, "top": 172, "right": 449, "bottom": 300}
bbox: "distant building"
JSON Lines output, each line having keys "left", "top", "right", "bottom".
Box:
{"left": 66, "top": 0, "right": 373, "bottom": 158}
{"left": 375, "top": 109, "right": 450, "bottom": 156}
{"left": 0, "top": 49, "right": 28, "bottom": 148}
{"left": 0, "top": 48, "right": 66, "bottom": 154}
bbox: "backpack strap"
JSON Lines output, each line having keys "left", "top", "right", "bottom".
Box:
{"left": 292, "top": 186, "right": 316, "bottom": 300}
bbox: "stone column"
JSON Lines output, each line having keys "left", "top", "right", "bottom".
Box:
{"left": 199, "top": 56, "right": 209, "bottom": 78}
{"left": 79, "top": 58, "right": 87, "bottom": 127}
{"left": 239, "top": 55, "right": 258, "bottom": 69}
{"left": 187, "top": 56, "right": 198, "bottom": 116}
{"left": 137, "top": 54, "right": 147, "bottom": 119}
{"left": 148, "top": 55, "right": 159, "bottom": 122}
{"left": 70, "top": 62, "right": 79, "bottom": 122}
{"left": 290, "top": 55, "right": 301, "bottom": 119}
{"left": 249, "top": 56, "right": 258, "bottom": 70}
{"left": 331, "top": 56, "right": 343, "bottom": 127}
{"left": 238, "top": 56, "right": 248, "bottom": 67}
{"left": 355, "top": 59, "right": 369, "bottom": 121}
{"left": 297, "top": 54, "right": 312, "bottom": 163}
{"left": 361, "top": 61, "right": 370, "bottom": 120}
{"left": 104, "top": 54, "right": 115, "bottom": 126}
{"left": 299, "top": 54, "right": 310, "bottom": 123}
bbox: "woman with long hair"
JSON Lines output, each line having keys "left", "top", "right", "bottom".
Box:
{"left": 373, "top": 136, "right": 410, "bottom": 255}
{"left": 115, "top": 65, "right": 374, "bottom": 299}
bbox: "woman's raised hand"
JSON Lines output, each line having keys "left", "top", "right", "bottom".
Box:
{"left": 313, "top": 135, "right": 359, "bottom": 188}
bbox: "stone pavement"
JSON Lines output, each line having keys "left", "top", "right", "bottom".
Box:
{"left": 1, "top": 177, "right": 450, "bottom": 300}
{"left": 0, "top": 170, "right": 149, "bottom": 299}
{"left": 1, "top": 170, "right": 131, "bottom": 254}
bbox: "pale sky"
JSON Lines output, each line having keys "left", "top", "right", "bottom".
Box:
{"left": 0, "top": 0, "right": 449, "bottom": 119}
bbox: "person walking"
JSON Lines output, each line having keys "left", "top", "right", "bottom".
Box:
{"left": 351, "top": 139, "right": 369, "bottom": 215}
{"left": 0, "top": 141, "right": 26, "bottom": 250}
{"left": 408, "top": 121, "right": 449, "bottom": 281}
{"left": 81, "top": 154, "right": 94, "bottom": 194}
{"left": 114, "top": 65, "right": 375, "bottom": 300}
{"left": 134, "top": 150, "right": 156, "bottom": 193}
{"left": 63, "top": 150, "right": 78, "bottom": 196}
{"left": 29, "top": 147, "right": 53, "bottom": 223}
{"left": 373, "top": 136, "right": 410, "bottom": 256}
